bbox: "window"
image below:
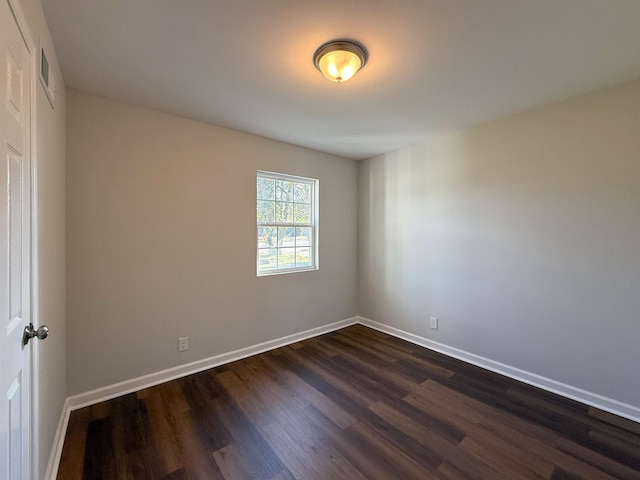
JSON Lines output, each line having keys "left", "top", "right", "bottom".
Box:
{"left": 257, "top": 171, "right": 318, "bottom": 276}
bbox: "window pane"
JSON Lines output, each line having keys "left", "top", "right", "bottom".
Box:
{"left": 278, "top": 227, "right": 295, "bottom": 248}
{"left": 294, "top": 183, "right": 311, "bottom": 204}
{"left": 294, "top": 203, "right": 311, "bottom": 224}
{"left": 275, "top": 202, "right": 293, "bottom": 223}
{"left": 258, "top": 249, "right": 277, "bottom": 271}
{"left": 276, "top": 181, "right": 294, "bottom": 202}
{"left": 295, "top": 227, "right": 311, "bottom": 246}
{"left": 257, "top": 200, "right": 275, "bottom": 222}
{"left": 295, "top": 247, "right": 311, "bottom": 267}
{"left": 258, "top": 227, "right": 277, "bottom": 248}
{"left": 278, "top": 248, "right": 295, "bottom": 268}
{"left": 257, "top": 178, "right": 275, "bottom": 200}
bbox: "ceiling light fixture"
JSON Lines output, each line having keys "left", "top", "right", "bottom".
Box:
{"left": 313, "top": 39, "right": 368, "bottom": 83}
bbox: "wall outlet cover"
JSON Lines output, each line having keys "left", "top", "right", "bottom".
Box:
{"left": 429, "top": 317, "right": 438, "bottom": 330}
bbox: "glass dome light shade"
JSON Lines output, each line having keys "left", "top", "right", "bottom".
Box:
{"left": 313, "top": 40, "right": 368, "bottom": 83}
{"left": 317, "top": 49, "right": 362, "bottom": 82}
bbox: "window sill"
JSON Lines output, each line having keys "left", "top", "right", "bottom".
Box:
{"left": 257, "top": 266, "right": 318, "bottom": 277}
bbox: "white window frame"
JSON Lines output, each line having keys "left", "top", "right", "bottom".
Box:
{"left": 256, "top": 170, "right": 319, "bottom": 276}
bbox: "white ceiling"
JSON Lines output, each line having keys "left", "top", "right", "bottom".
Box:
{"left": 42, "top": 0, "right": 640, "bottom": 160}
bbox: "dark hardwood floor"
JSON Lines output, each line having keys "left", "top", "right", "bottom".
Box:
{"left": 57, "top": 325, "right": 640, "bottom": 480}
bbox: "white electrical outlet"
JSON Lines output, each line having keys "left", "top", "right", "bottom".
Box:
{"left": 178, "top": 336, "right": 189, "bottom": 352}
{"left": 429, "top": 316, "right": 438, "bottom": 330}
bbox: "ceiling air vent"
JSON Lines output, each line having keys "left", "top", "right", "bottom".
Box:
{"left": 39, "top": 41, "right": 55, "bottom": 108}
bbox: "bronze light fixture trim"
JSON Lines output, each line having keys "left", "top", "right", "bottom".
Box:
{"left": 313, "top": 39, "right": 368, "bottom": 83}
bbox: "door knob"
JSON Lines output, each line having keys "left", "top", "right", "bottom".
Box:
{"left": 23, "top": 324, "right": 49, "bottom": 346}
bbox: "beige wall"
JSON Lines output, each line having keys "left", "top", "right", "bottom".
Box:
{"left": 19, "top": 0, "right": 67, "bottom": 477}
{"left": 359, "top": 80, "right": 640, "bottom": 408}
{"left": 66, "top": 90, "right": 358, "bottom": 395}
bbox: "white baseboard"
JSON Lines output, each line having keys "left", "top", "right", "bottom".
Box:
{"left": 358, "top": 316, "right": 640, "bottom": 424}
{"left": 44, "top": 397, "right": 71, "bottom": 480}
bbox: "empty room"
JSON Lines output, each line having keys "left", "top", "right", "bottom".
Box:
{"left": 1, "top": 0, "right": 639, "bottom": 479}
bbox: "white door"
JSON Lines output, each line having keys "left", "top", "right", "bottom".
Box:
{"left": 0, "top": 0, "right": 33, "bottom": 479}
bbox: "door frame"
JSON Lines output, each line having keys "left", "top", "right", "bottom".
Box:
{"left": 5, "top": 0, "right": 40, "bottom": 478}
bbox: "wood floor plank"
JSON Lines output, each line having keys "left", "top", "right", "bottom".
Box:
{"left": 159, "top": 468, "right": 190, "bottom": 480}
{"left": 368, "top": 400, "right": 511, "bottom": 480}
{"left": 57, "top": 325, "right": 640, "bottom": 480}
{"left": 209, "top": 395, "right": 292, "bottom": 479}
{"left": 303, "top": 403, "right": 423, "bottom": 480}
{"left": 458, "top": 436, "right": 549, "bottom": 480}
{"left": 139, "top": 391, "right": 184, "bottom": 477}
{"left": 82, "top": 417, "right": 117, "bottom": 480}
{"left": 332, "top": 331, "right": 456, "bottom": 381}
{"left": 324, "top": 343, "right": 424, "bottom": 395}
{"left": 372, "top": 395, "right": 466, "bottom": 444}
{"left": 589, "top": 408, "right": 640, "bottom": 436}
{"left": 56, "top": 407, "right": 90, "bottom": 480}
{"left": 213, "top": 443, "right": 266, "bottom": 480}
{"left": 348, "top": 418, "right": 440, "bottom": 479}
{"left": 434, "top": 461, "right": 480, "bottom": 480}
{"left": 276, "top": 345, "right": 377, "bottom": 409}
{"left": 416, "top": 379, "right": 628, "bottom": 480}
{"left": 172, "top": 408, "right": 226, "bottom": 480}
{"left": 550, "top": 466, "right": 585, "bottom": 480}
{"left": 258, "top": 404, "right": 367, "bottom": 480}
{"left": 260, "top": 352, "right": 356, "bottom": 429}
